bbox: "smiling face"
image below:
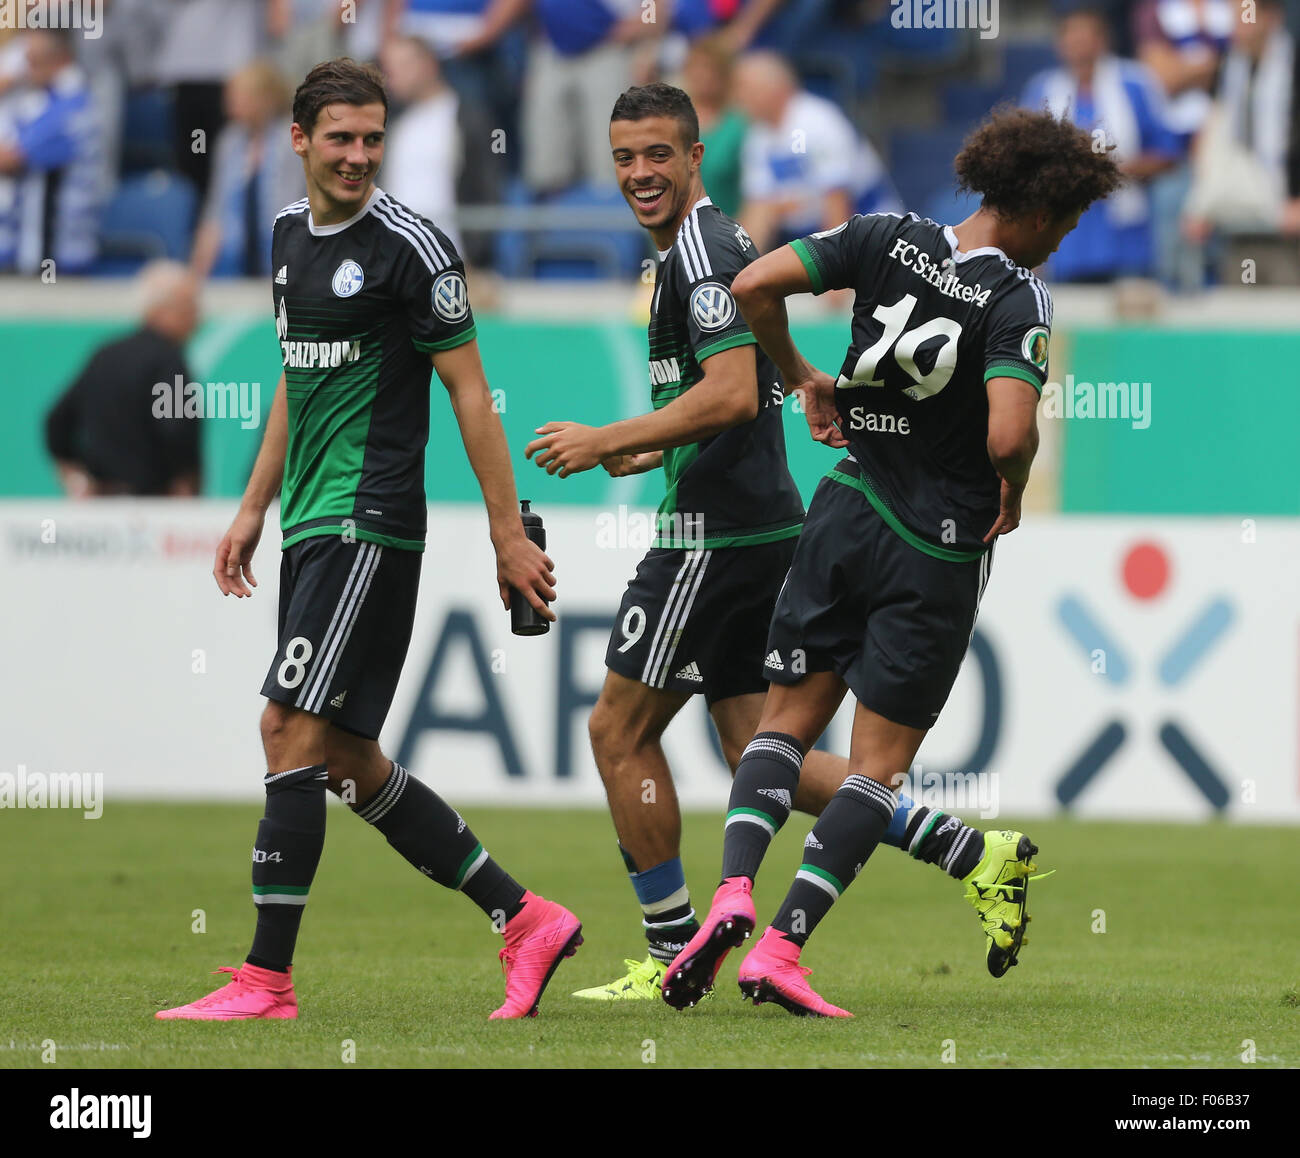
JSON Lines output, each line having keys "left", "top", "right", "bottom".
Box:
{"left": 292, "top": 101, "right": 386, "bottom": 224}
{"left": 610, "top": 115, "right": 704, "bottom": 246}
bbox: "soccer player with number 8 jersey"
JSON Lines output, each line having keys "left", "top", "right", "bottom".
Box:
{"left": 157, "top": 59, "right": 581, "bottom": 1023}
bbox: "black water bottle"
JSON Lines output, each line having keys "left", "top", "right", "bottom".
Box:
{"left": 510, "top": 500, "right": 550, "bottom": 636}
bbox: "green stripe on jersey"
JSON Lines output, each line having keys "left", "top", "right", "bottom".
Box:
{"left": 413, "top": 324, "right": 477, "bottom": 354}
{"left": 696, "top": 332, "right": 757, "bottom": 362}
{"left": 789, "top": 239, "right": 825, "bottom": 295}
{"left": 826, "top": 469, "right": 987, "bottom": 563}
{"left": 984, "top": 364, "right": 1043, "bottom": 393}
{"left": 654, "top": 519, "right": 803, "bottom": 550}
{"left": 280, "top": 524, "right": 426, "bottom": 552}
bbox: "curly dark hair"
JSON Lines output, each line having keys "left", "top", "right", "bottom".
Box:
{"left": 293, "top": 58, "right": 387, "bottom": 137}
{"left": 955, "top": 104, "right": 1123, "bottom": 222}
{"left": 611, "top": 84, "right": 700, "bottom": 150}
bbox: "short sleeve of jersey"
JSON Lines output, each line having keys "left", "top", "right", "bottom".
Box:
{"left": 983, "top": 279, "right": 1053, "bottom": 394}
{"left": 788, "top": 214, "right": 877, "bottom": 295}
{"left": 675, "top": 229, "right": 757, "bottom": 363}
{"left": 392, "top": 218, "right": 477, "bottom": 354}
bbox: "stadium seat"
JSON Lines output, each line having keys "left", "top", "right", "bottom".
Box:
{"left": 91, "top": 170, "right": 197, "bottom": 275}
{"left": 1001, "top": 41, "right": 1058, "bottom": 97}
{"left": 497, "top": 183, "right": 647, "bottom": 281}
{"left": 889, "top": 126, "right": 970, "bottom": 217}
{"left": 120, "top": 87, "right": 175, "bottom": 175}
{"left": 923, "top": 186, "right": 982, "bottom": 229}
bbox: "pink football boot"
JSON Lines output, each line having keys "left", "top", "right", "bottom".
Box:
{"left": 489, "top": 892, "right": 583, "bottom": 1019}
{"left": 661, "top": 876, "right": 755, "bottom": 1010}
{"left": 736, "top": 927, "right": 852, "bottom": 1018}
{"left": 155, "top": 964, "right": 297, "bottom": 1020}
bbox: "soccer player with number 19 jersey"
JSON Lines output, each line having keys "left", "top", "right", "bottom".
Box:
{"left": 670, "top": 107, "right": 1124, "bottom": 1016}
{"left": 157, "top": 59, "right": 582, "bottom": 1023}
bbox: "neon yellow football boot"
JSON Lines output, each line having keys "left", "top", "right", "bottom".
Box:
{"left": 961, "top": 830, "right": 1053, "bottom": 977}
{"left": 571, "top": 955, "right": 667, "bottom": 1000}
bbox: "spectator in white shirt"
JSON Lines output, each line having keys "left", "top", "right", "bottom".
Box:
{"left": 380, "top": 35, "right": 463, "bottom": 254}
{"left": 734, "top": 51, "right": 900, "bottom": 254}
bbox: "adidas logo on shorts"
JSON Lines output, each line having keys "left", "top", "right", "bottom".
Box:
{"left": 804, "top": 832, "right": 823, "bottom": 849}
{"left": 758, "top": 787, "right": 792, "bottom": 808}
{"left": 675, "top": 661, "right": 703, "bottom": 683}
{"left": 764, "top": 650, "right": 784, "bottom": 671}
{"left": 330, "top": 690, "right": 347, "bottom": 709}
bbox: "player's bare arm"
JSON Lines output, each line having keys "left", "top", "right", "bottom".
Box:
{"left": 526, "top": 344, "right": 759, "bottom": 477}
{"left": 214, "top": 372, "right": 287, "bottom": 597}
{"left": 983, "top": 375, "right": 1041, "bottom": 542}
{"left": 602, "top": 450, "right": 663, "bottom": 477}
{"left": 733, "top": 245, "right": 848, "bottom": 449}
{"left": 431, "top": 339, "right": 557, "bottom": 620}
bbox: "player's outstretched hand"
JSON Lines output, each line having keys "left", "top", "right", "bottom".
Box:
{"left": 496, "top": 531, "right": 557, "bottom": 621}
{"left": 791, "top": 368, "right": 848, "bottom": 449}
{"left": 601, "top": 451, "right": 663, "bottom": 477}
{"left": 526, "top": 421, "right": 609, "bottom": 478}
{"left": 983, "top": 477, "right": 1025, "bottom": 542}
{"left": 214, "top": 506, "right": 265, "bottom": 597}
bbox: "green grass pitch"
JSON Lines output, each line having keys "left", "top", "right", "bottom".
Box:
{"left": 2, "top": 803, "right": 1296, "bottom": 1069}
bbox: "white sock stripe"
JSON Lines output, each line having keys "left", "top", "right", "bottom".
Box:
{"left": 263, "top": 765, "right": 323, "bottom": 786}
{"left": 741, "top": 736, "right": 803, "bottom": 771}
{"left": 306, "top": 544, "right": 383, "bottom": 714}
{"left": 252, "top": 894, "right": 309, "bottom": 906}
{"left": 841, "top": 774, "right": 898, "bottom": 818}
{"left": 640, "top": 551, "right": 697, "bottom": 684}
{"left": 795, "top": 868, "right": 840, "bottom": 900}
{"left": 643, "top": 908, "right": 697, "bottom": 929}
{"left": 726, "top": 812, "right": 775, "bottom": 836}
{"left": 358, "top": 763, "right": 408, "bottom": 823}
{"left": 297, "top": 542, "right": 373, "bottom": 709}
{"left": 641, "top": 884, "right": 691, "bottom": 916}
{"left": 907, "top": 810, "right": 932, "bottom": 855}
{"left": 457, "top": 846, "right": 490, "bottom": 889}
{"left": 944, "top": 827, "right": 975, "bottom": 872}
{"left": 656, "top": 550, "right": 710, "bottom": 687}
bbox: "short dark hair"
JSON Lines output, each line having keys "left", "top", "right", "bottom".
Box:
{"left": 954, "top": 104, "right": 1123, "bottom": 222}
{"left": 610, "top": 83, "right": 700, "bottom": 150}
{"left": 293, "top": 58, "right": 388, "bottom": 137}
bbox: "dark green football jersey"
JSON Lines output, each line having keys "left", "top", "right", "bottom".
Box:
{"left": 271, "top": 187, "right": 476, "bottom": 552}
{"left": 647, "top": 197, "right": 804, "bottom": 549}
{"left": 792, "top": 211, "right": 1053, "bottom": 560}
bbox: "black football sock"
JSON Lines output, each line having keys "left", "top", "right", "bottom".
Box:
{"left": 773, "top": 774, "right": 897, "bottom": 948}
{"left": 621, "top": 847, "right": 698, "bottom": 965}
{"left": 247, "top": 764, "right": 328, "bottom": 972}
{"left": 903, "top": 805, "right": 985, "bottom": 879}
{"left": 720, "top": 732, "right": 803, "bottom": 884}
{"left": 356, "top": 762, "right": 525, "bottom": 923}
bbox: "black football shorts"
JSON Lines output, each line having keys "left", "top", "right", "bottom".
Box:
{"left": 764, "top": 464, "right": 993, "bottom": 730}
{"left": 260, "top": 534, "right": 421, "bottom": 739}
{"left": 605, "top": 537, "right": 800, "bottom": 705}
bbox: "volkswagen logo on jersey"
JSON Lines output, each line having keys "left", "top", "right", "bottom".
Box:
{"left": 332, "top": 260, "right": 365, "bottom": 297}
{"left": 432, "top": 271, "right": 469, "bottom": 322}
{"left": 690, "top": 282, "right": 736, "bottom": 332}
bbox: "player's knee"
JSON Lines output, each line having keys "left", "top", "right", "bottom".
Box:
{"left": 259, "top": 701, "right": 321, "bottom": 770}
{"left": 589, "top": 698, "right": 654, "bottom": 769}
